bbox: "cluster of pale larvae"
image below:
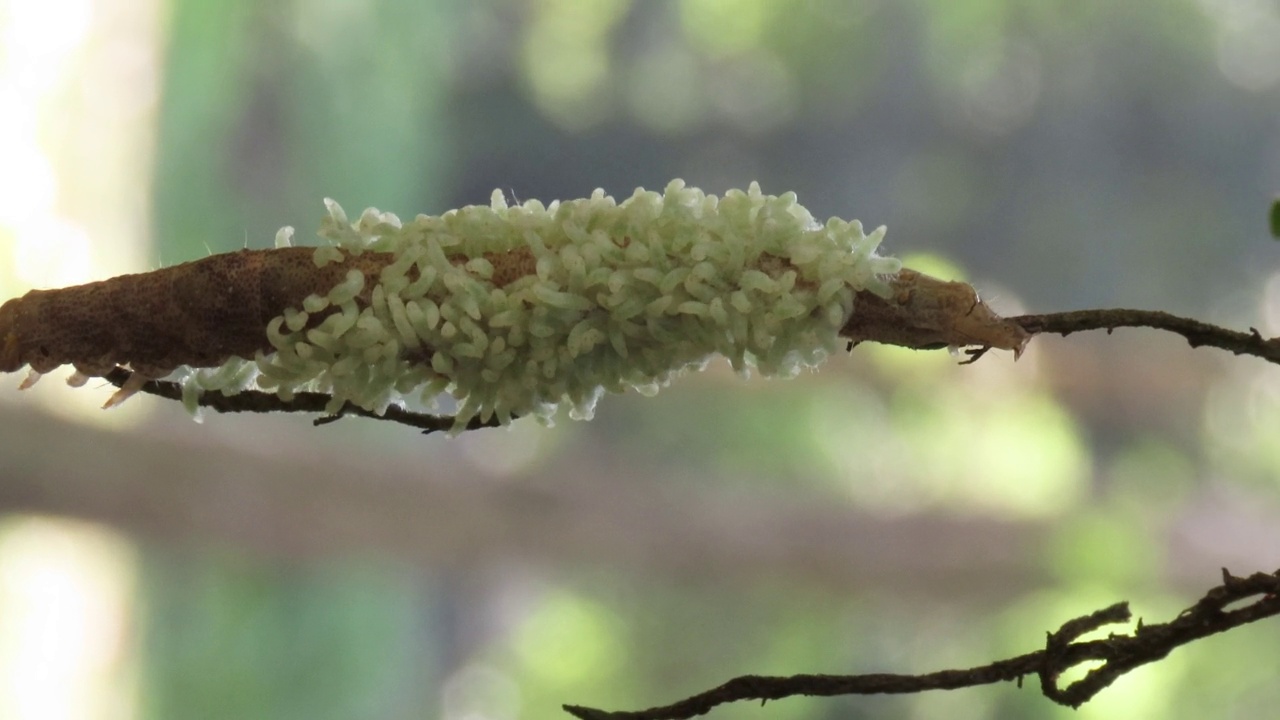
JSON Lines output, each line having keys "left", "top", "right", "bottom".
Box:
{"left": 0, "top": 180, "right": 1027, "bottom": 430}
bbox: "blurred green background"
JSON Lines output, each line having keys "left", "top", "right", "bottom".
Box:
{"left": 1, "top": 1, "right": 1280, "bottom": 718}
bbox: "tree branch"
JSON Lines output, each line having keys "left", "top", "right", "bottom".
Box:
{"left": 1013, "top": 309, "right": 1280, "bottom": 364}
{"left": 563, "top": 568, "right": 1280, "bottom": 720}
{"left": 101, "top": 367, "right": 499, "bottom": 434}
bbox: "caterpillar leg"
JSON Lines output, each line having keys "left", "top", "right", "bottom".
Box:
{"left": 18, "top": 368, "right": 42, "bottom": 390}
{"left": 102, "top": 371, "right": 148, "bottom": 409}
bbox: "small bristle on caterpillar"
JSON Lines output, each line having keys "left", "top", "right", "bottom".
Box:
{"left": 0, "top": 180, "right": 1026, "bottom": 426}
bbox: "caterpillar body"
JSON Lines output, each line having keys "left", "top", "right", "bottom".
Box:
{"left": 0, "top": 180, "right": 1024, "bottom": 428}
{"left": 0, "top": 247, "right": 391, "bottom": 406}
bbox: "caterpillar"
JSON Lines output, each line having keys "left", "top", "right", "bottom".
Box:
{"left": 0, "top": 180, "right": 1026, "bottom": 428}
{"left": 0, "top": 246, "right": 392, "bottom": 407}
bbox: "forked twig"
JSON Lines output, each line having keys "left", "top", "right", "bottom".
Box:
{"left": 563, "top": 569, "right": 1280, "bottom": 720}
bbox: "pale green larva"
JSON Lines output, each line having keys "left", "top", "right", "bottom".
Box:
{"left": 181, "top": 180, "right": 901, "bottom": 430}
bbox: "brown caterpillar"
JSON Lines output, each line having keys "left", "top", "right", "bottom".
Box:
{"left": 0, "top": 247, "right": 391, "bottom": 406}
{"left": 1, "top": 254, "right": 1026, "bottom": 392}
{"left": 0, "top": 245, "right": 548, "bottom": 407}
{"left": 0, "top": 184, "right": 1036, "bottom": 426}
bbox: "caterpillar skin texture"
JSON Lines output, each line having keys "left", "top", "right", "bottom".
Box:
{"left": 0, "top": 248, "right": 388, "bottom": 388}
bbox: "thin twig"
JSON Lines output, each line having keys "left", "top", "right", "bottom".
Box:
{"left": 102, "top": 368, "right": 500, "bottom": 435}
{"left": 1013, "top": 309, "right": 1280, "bottom": 364}
{"left": 563, "top": 569, "right": 1280, "bottom": 720}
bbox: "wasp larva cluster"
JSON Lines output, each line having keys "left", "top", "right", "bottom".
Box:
{"left": 181, "top": 180, "right": 901, "bottom": 429}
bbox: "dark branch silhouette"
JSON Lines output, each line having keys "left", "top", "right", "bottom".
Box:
{"left": 1013, "top": 309, "right": 1280, "bottom": 363}
{"left": 563, "top": 569, "right": 1280, "bottom": 720}
{"left": 102, "top": 368, "right": 500, "bottom": 434}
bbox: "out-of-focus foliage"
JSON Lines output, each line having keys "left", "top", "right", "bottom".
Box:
{"left": 137, "top": 0, "right": 1280, "bottom": 717}
{"left": 140, "top": 555, "right": 431, "bottom": 718}
{"left": 154, "top": 0, "right": 454, "bottom": 263}
{"left": 2, "top": 0, "right": 1278, "bottom": 718}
